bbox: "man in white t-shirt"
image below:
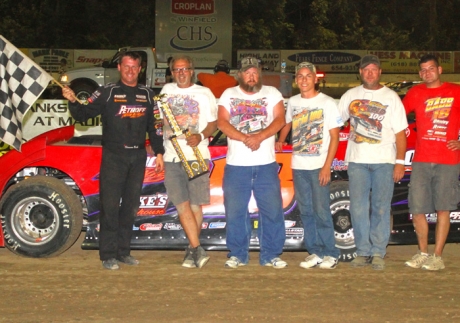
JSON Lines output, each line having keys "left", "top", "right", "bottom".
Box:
{"left": 338, "top": 55, "right": 408, "bottom": 270}
{"left": 160, "top": 55, "right": 217, "bottom": 269}
{"left": 276, "top": 62, "right": 343, "bottom": 269}
{"left": 218, "top": 57, "right": 287, "bottom": 269}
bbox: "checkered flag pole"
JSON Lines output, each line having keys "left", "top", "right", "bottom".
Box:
{"left": 0, "top": 35, "right": 53, "bottom": 151}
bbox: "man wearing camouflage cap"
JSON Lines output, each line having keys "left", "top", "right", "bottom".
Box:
{"left": 218, "top": 56, "right": 288, "bottom": 269}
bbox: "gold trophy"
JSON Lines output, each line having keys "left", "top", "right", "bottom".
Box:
{"left": 154, "top": 94, "right": 209, "bottom": 180}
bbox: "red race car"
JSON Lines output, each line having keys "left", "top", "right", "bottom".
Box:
{"left": 0, "top": 121, "right": 459, "bottom": 261}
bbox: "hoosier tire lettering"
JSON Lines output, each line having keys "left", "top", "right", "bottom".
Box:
{"left": 0, "top": 176, "right": 83, "bottom": 258}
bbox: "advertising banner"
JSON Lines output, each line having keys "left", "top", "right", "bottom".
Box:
{"left": 280, "top": 50, "right": 455, "bottom": 74}
{"left": 27, "top": 48, "right": 74, "bottom": 75}
{"left": 73, "top": 49, "right": 117, "bottom": 69}
{"left": 22, "top": 100, "right": 102, "bottom": 141}
{"left": 155, "top": 0, "right": 232, "bottom": 67}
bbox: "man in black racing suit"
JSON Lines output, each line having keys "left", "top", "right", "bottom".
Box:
{"left": 62, "top": 51, "right": 164, "bottom": 270}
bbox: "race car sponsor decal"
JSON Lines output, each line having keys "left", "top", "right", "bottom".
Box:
{"left": 254, "top": 220, "right": 258, "bottom": 229}
{"left": 164, "top": 223, "right": 183, "bottom": 230}
{"left": 284, "top": 220, "right": 296, "bottom": 228}
{"left": 286, "top": 228, "right": 304, "bottom": 236}
{"left": 409, "top": 211, "right": 460, "bottom": 223}
{"left": 140, "top": 223, "right": 163, "bottom": 231}
{"left": 339, "top": 132, "right": 349, "bottom": 141}
{"left": 331, "top": 158, "right": 347, "bottom": 171}
{"left": 209, "top": 222, "right": 226, "bottom": 229}
{"left": 228, "top": 97, "right": 268, "bottom": 134}
{"left": 144, "top": 156, "right": 165, "bottom": 183}
{"left": 116, "top": 105, "right": 146, "bottom": 119}
{"left": 138, "top": 193, "right": 168, "bottom": 216}
{"left": 202, "top": 222, "right": 209, "bottom": 229}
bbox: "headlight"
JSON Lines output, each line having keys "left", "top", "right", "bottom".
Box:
{"left": 60, "top": 74, "right": 69, "bottom": 83}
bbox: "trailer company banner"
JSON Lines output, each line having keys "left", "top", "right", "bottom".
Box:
{"left": 22, "top": 48, "right": 116, "bottom": 75}
{"left": 277, "top": 50, "right": 455, "bottom": 74}
{"left": 155, "top": 0, "right": 232, "bottom": 67}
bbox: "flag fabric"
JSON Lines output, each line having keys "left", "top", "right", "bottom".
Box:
{"left": 0, "top": 35, "right": 53, "bottom": 151}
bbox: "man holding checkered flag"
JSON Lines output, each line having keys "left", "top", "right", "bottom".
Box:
{"left": 0, "top": 35, "right": 53, "bottom": 151}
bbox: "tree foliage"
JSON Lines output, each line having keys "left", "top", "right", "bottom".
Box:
{"left": 0, "top": 0, "right": 459, "bottom": 50}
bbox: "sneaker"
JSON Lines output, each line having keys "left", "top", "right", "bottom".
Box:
{"left": 405, "top": 252, "right": 429, "bottom": 269}
{"left": 102, "top": 258, "right": 120, "bottom": 270}
{"left": 421, "top": 255, "right": 445, "bottom": 271}
{"left": 300, "top": 254, "right": 323, "bottom": 269}
{"left": 350, "top": 256, "right": 371, "bottom": 267}
{"left": 117, "top": 255, "right": 139, "bottom": 266}
{"left": 319, "top": 256, "right": 338, "bottom": 269}
{"left": 190, "top": 246, "right": 210, "bottom": 268}
{"left": 371, "top": 255, "right": 385, "bottom": 270}
{"left": 225, "top": 256, "right": 246, "bottom": 269}
{"left": 264, "top": 257, "right": 287, "bottom": 269}
{"left": 182, "top": 247, "right": 196, "bottom": 268}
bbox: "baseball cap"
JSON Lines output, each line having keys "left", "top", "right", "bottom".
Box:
{"left": 296, "top": 62, "right": 316, "bottom": 74}
{"left": 240, "top": 56, "right": 260, "bottom": 71}
{"left": 360, "top": 55, "right": 381, "bottom": 68}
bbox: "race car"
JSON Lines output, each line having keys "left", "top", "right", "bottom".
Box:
{"left": 0, "top": 122, "right": 459, "bottom": 262}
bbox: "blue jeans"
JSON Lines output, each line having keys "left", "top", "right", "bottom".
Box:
{"left": 223, "top": 162, "right": 286, "bottom": 265}
{"left": 347, "top": 162, "right": 394, "bottom": 257}
{"left": 293, "top": 169, "right": 339, "bottom": 258}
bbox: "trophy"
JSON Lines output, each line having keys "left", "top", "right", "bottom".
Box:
{"left": 154, "top": 94, "right": 209, "bottom": 180}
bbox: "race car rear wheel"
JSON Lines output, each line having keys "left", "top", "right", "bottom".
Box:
{"left": 1, "top": 176, "right": 83, "bottom": 258}
{"left": 330, "top": 181, "right": 357, "bottom": 262}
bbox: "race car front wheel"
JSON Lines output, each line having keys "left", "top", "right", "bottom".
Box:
{"left": 1, "top": 176, "right": 83, "bottom": 258}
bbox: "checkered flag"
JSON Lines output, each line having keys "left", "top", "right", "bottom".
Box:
{"left": 0, "top": 35, "right": 53, "bottom": 151}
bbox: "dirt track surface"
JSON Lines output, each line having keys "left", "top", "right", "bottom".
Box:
{"left": 1, "top": 233, "right": 459, "bottom": 323}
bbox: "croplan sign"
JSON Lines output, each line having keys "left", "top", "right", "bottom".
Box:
{"left": 155, "top": 0, "right": 232, "bottom": 67}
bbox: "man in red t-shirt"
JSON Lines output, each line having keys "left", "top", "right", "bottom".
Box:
{"left": 403, "top": 54, "right": 460, "bottom": 271}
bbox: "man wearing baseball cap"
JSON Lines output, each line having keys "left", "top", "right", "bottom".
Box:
{"left": 277, "top": 62, "right": 343, "bottom": 269}
{"left": 218, "top": 56, "right": 288, "bottom": 269}
{"left": 338, "top": 54, "right": 408, "bottom": 270}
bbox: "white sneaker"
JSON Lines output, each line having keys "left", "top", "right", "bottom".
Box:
{"left": 421, "top": 255, "right": 445, "bottom": 271}
{"left": 319, "top": 256, "right": 338, "bottom": 269}
{"left": 264, "top": 257, "right": 287, "bottom": 269}
{"left": 225, "top": 256, "right": 246, "bottom": 269}
{"left": 405, "top": 252, "right": 429, "bottom": 269}
{"left": 300, "top": 254, "right": 323, "bottom": 269}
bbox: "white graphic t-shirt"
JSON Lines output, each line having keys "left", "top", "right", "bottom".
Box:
{"left": 219, "top": 85, "right": 284, "bottom": 166}
{"left": 338, "top": 85, "right": 408, "bottom": 164}
{"left": 286, "top": 92, "right": 343, "bottom": 170}
{"left": 160, "top": 83, "right": 217, "bottom": 162}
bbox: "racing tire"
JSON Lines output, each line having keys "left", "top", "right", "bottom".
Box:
{"left": 0, "top": 176, "right": 83, "bottom": 258}
{"left": 72, "top": 83, "right": 97, "bottom": 102}
{"left": 329, "top": 181, "right": 357, "bottom": 262}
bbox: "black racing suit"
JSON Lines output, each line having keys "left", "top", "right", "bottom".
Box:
{"left": 69, "top": 81, "right": 164, "bottom": 261}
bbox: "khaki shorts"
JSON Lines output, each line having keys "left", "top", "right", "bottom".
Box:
{"left": 408, "top": 162, "right": 460, "bottom": 214}
{"left": 164, "top": 161, "right": 210, "bottom": 206}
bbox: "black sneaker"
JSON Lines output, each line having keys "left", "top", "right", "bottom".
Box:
{"left": 102, "top": 258, "right": 120, "bottom": 270}
{"left": 117, "top": 255, "right": 139, "bottom": 266}
{"left": 190, "top": 246, "right": 210, "bottom": 268}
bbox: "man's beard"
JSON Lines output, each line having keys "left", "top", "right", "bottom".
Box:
{"left": 239, "top": 78, "right": 262, "bottom": 93}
